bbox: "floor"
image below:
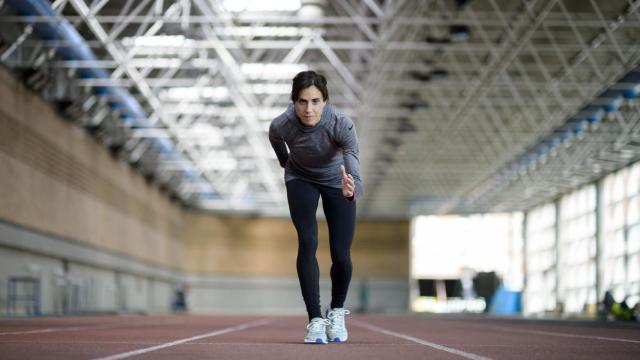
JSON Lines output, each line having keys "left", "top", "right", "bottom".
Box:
{"left": 0, "top": 313, "right": 639, "bottom": 359}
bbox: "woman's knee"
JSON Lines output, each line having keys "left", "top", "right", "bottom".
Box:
{"left": 298, "top": 238, "right": 318, "bottom": 257}
{"left": 331, "top": 255, "right": 352, "bottom": 268}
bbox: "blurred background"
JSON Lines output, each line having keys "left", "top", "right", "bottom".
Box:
{"left": 0, "top": 0, "right": 639, "bottom": 321}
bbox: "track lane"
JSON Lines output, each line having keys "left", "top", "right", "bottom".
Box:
{"left": 1, "top": 314, "right": 639, "bottom": 359}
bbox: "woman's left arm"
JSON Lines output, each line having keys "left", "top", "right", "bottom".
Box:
{"left": 336, "top": 116, "right": 364, "bottom": 199}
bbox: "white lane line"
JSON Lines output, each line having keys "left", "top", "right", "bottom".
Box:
{"left": 0, "top": 324, "right": 120, "bottom": 336}
{"left": 0, "top": 328, "right": 59, "bottom": 336}
{"left": 485, "top": 325, "right": 640, "bottom": 344}
{"left": 93, "top": 318, "right": 274, "bottom": 360}
{"left": 353, "top": 320, "right": 495, "bottom": 360}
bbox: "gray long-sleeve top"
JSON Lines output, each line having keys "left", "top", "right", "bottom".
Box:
{"left": 269, "top": 102, "right": 364, "bottom": 198}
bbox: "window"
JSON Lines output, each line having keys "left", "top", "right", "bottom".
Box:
{"left": 524, "top": 203, "right": 557, "bottom": 315}
{"left": 558, "top": 185, "right": 596, "bottom": 313}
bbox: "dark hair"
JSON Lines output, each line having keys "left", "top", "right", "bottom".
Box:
{"left": 291, "top": 71, "right": 329, "bottom": 102}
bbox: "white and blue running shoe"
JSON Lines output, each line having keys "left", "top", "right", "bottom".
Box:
{"left": 304, "top": 317, "right": 330, "bottom": 344}
{"left": 325, "top": 308, "right": 351, "bottom": 342}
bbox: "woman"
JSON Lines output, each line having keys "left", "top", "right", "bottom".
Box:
{"left": 269, "top": 71, "right": 364, "bottom": 344}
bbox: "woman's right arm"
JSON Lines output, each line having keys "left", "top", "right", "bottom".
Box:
{"left": 269, "top": 121, "right": 289, "bottom": 168}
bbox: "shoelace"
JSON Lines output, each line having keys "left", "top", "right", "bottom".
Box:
{"left": 307, "top": 318, "right": 330, "bottom": 331}
{"left": 327, "top": 309, "right": 351, "bottom": 330}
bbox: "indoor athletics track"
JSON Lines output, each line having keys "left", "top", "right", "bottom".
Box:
{"left": 1, "top": 314, "right": 639, "bottom": 359}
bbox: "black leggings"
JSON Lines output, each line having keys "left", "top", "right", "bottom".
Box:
{"left": 286, "top": 179, "right": 356, "bottom": 321}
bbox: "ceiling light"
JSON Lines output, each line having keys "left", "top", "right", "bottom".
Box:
{"left": 161, "top": 86, "right": 230, "bottom": 101}
{"left": 246, "top": 83, "right": 291, "bottom": 94}
{"left": 220, "top": 26, "right": 303, "bottom": 37}
{"left": 179, "top": 125, "right": 224, "bottom": 147}
{"left": 201, "top": 151, "right": 237, "bottom": 171}
{"left": 123, "top": 35, "right": 187, "bottom": 47}
{"left": 223, "top": 0, "right": 301, "bottom": 12}
{"left": 240, "top": 63, "right": 308, "bottom": 80}
{"left": 129, "top": 58, "right": 183, "bottom": 68}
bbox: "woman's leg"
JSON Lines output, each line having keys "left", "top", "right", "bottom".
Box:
{"left": 286, "top": 180, "right": 322, "bottom": 321}
{"left": 320, "top": 185, "right": 356, "bottom": 309}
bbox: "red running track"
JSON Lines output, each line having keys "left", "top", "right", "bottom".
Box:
{"left": 0, "top": 314, "right": 639, "bottom": 359}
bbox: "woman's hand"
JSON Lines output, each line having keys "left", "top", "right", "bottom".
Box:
{"left": 341, "top": 165, "right": 355, "bottom": 199}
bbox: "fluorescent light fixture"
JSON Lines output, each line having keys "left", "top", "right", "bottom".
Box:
{"left": 129, "top": 58, "right": 183, "bottom": 68}
{"left": 131, "top": 129, "right": 172, "bottom": 138}
{"left": 123, "top": 35, "right": 187, "bottom": 47}
{"left": 201, "top": 87, "right": 230, "bottom": 100}
{"left": 223, "top": 0, "right": 301, "bottom": 12}
{"left": 245, "top": 83, "right": 291, "bottom": 94}
{"left": 182, "top": 123, "right": 224, "bottom": 147}
{"left": 220, "top": 26, "right": 303, "bottom": 37}
{"left": 240, "top": 63, "right": 308, "bottom": 80}
{"left": 165, "top": 104, "right": 233, "bottom": 116}
{"left": 201, "top": 151, "right": 237, "bottom": 171}
{"left": 161, "top": 86, "right": 230, "bottom": 101}
{"left": 191, "top": 58, "right": 219, "bottom": 68}
{"left": 122, "top": 36, "right": 194, "bottom": 55}
{"left": 161, "top": 85, "right": 287, "bottom": 102}
{"left": 164, "top": 105, "right": 284, "bottom": 118}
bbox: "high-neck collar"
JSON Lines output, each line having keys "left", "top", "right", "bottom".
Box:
{"left": 287, "top": 102, "right": 333, "bottom": 133}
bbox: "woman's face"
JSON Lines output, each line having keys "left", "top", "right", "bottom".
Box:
{"left": 294, "top": 86, "right": 326, "bottom": 127}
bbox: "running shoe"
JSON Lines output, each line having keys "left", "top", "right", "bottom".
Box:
{"left": 304, "top": 317, "right": 330, "bottom": 344}
{"left": 325, "top": 308, "right": 351, "bottom": 342}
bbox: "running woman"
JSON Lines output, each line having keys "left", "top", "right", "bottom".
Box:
{"left": 269, "top": 70, "right": 364, "bottom": 344}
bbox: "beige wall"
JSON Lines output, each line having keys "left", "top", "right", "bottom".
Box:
{"left": 183, "top": 211, "right": 409, "bottom": 277}
{"left": 0, "top": 68, "right": 185, "bottom": 270}
{"left": 0, "top": 67, "right": 409, "bottom": 278}
{"left": 352, "top": 220, "right": 410, "bottom": 277}
{"left": 183, "top": 212, "right": 299, "bottom": 276}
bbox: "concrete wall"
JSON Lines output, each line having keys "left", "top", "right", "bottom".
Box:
{"left": 0, "top": 66, "right": 410, "bottom": 316}
{"left": 0, "top": 245, "right": 64, "bottom": 315}
{"left": 186, "top": 275, "right": 408, "bottom": 315}
{"left": 0, "top": 220, "right": 180, "bottom": 315}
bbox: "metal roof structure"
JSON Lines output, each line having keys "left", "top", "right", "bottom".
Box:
{"left": 1, "top": 0, "right": 639, "bottom": 219}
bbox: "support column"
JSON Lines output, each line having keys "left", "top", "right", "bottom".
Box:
{"left": 554, "top": 199, "right": 561, "bottom": 313}
{"left": 595, "top": 179, "right": 604, "bottom": 301}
